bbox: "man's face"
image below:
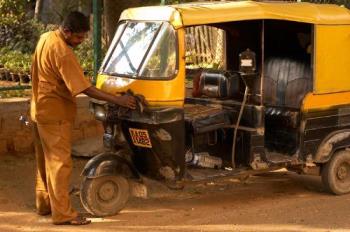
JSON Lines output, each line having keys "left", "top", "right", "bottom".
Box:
{"left": 64, "top": 29, "right": 87, "bottom": 48}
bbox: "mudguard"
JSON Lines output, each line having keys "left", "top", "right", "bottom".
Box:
{"left": 81, "top": 152, "right": 141, "bottom": 180}
{"left": 314, "top": 129, "right": 350, "bottom": 163}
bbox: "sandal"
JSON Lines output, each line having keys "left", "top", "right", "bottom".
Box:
{"left": 37, "top": 210, "right": 51, "bottom": 216}
{"left": 54, "top": 216, "right": 91, "bottom": 226}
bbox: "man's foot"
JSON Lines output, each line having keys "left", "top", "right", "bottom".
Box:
{"left": 37, "top": 210, "right": 51, "bottom": 216}
{"left": 54, "top": 216, "right": 91, "bottom": 226}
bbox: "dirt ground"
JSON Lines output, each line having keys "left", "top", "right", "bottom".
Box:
{"left": 0, "top": 153, "right": 350, "bottom": 232}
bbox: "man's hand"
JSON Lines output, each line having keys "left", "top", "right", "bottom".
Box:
{"left": 83, "top": 86, "right": 136, "bottom": 109}
{"left": 116, "top": 95, "right": 136, "bottom": 109}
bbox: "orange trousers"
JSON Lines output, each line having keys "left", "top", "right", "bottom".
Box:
{"left": 33, "top": 121, "right": 78, "bottom": 224}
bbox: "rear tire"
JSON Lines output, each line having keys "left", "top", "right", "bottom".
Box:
{"left": 80, "top": 175, "right": 130, "bottom": 217}
{"left": 322, "top": 150, "right": 350, "bottom": 195}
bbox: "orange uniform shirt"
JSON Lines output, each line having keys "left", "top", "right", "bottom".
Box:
{"left": 30, "top": 30, "right": 92, "bottom": 123}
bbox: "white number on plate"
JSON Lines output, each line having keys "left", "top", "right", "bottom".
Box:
{"left": 129, "top": 128, "right": 152, "bottom": 148}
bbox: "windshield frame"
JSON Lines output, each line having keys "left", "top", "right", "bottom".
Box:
{"left": 100, "top": 20, "right": 179, "bottom": 80}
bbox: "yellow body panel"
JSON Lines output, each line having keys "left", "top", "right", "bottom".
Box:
{"left": 302, "top": 92, "right": 350, "bottom": 111}
{"left": 120, "top": 1, "right": 350, "bottom": 27}
{"left": 302, "top": 25, "right": 350, "bottom": 111}
{"left": 120, "top": 6, "right": 183, "bottom": 29}
{"left": 96, "top": 28, "right": 186, "bottom": 107}
{"left": 314, "top": 25, "right": 350, "bottom": 94}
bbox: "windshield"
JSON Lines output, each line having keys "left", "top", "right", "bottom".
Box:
{"left": 103, "top": 21, "right": 177, "bottom": 79}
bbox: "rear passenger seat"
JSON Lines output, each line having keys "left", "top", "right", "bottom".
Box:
{"left": 264, "top": 57, "right": 312, "bottom": 153}
{"left": 264, "top": 57, "right": 312, "bottom": 113}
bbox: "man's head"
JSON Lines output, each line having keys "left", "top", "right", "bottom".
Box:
{"left": 60, "top": 11, "right": 90, "bottom": 48}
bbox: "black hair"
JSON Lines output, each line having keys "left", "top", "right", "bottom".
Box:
{"left": 61, "top": 11, "right": 90, "bottom": 33}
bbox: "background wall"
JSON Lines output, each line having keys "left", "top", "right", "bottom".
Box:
{"left": 0, "top": 95, "right": 103, "bottom": 155}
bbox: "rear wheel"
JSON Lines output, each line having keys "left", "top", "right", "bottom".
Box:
{"left": 322, "top": 150, "right": 350, "bottom": 195}
{"left": 80, "top": 175, "right": 130, "bottom": 217}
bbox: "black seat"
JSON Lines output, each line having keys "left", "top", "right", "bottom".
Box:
{"left": 264, "top": 57, "right": 312, "bottom": 108}
{"left": 263, "top": 57, "right": 312, "bottom": 154}
{"left": 285, "top": 78, "right": 312, "bottom": 108}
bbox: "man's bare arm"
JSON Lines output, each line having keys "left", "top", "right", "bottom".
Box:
{"left": 83, "top": 86, "right": 136, "bottom": 109}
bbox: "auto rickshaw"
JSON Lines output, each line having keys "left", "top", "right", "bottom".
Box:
{"left": 80, "top": 1, "right": 350, "bottom": 216}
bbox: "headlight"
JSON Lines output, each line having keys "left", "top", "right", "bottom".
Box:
{"left": 95, "top": 106, "right": 106, "bottom": 121}
{"left": 89, "top": 101, "right": 107, "bottom": 121}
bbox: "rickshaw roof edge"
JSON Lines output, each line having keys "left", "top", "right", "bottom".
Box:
{"left": 119, "top": 1, "right": 350, "bottom": 27}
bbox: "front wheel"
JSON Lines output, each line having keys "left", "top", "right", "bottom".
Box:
{"left": 80, "top": 175, "right": 130, "bottom": 217}
{"left": 322, "top": 150, "right": 350, "bottom": 195}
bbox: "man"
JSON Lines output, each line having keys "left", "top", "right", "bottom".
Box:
{"left": 31, "top": 11, "right": 136, "bottom": 225}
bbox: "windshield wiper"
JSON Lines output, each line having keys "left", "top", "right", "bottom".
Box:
{"left": 104, "top": 71, "right": 135, "bottom": 77}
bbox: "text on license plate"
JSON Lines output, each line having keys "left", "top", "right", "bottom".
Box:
{"left": 129, "top": 128, "right": 152, "bottom": 148}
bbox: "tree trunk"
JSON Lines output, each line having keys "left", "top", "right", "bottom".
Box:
{"left": 34, "top": 0, "right": 43, "bottom": 21}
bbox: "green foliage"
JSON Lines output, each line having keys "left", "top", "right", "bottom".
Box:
{"left": 0, "top": 89, "right": 31, "bottom": 99}
{"left": 0, "top": 47, "right": 31, "bottom": 74}
{"left": 0, "top": 0, "right": 44, "bottom": 53}
{"left": 0, "top": 48, "right": 31, "bottom": 74}
{"left": 74, "top": 38, "right": 94, "bottom": 77}
{"left": 10, "top": 19, "right": 48, "bottom": 53}
{"left": 0, "top": 0, "right": 27, "bottom": 25}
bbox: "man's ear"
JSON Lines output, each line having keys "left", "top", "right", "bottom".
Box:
{"left": 62, "top": 28, "right": 72, "bottom": 37}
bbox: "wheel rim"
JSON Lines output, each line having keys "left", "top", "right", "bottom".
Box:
{"left": 336, "top": 163, "right": 350, "bottom": 181}
{"left": 98, "top": 180, "right": 119, "bottom": 203}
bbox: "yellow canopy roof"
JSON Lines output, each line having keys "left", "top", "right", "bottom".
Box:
{"left": 120, "top": 1, "right": 350, "bottom": 28}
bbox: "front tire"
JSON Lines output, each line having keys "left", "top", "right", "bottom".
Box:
{"left": 80, "top": 175, "right": 130, "bottom": 217}
{"left": 322, "top": 150, "right": 350, "bottom": 195}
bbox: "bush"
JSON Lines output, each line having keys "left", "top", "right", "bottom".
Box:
{"left": 0, "top": 48, "right": 30, "bottom": 74}
{"left": 74, "top": 37, "right": 94, "bottom": 77}
{"left": 0, "top": 0, "right": 55, "bottom": 53}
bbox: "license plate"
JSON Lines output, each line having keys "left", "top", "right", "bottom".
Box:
{"left": 129, "top": 128, "right": 152, "bottom": 148}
